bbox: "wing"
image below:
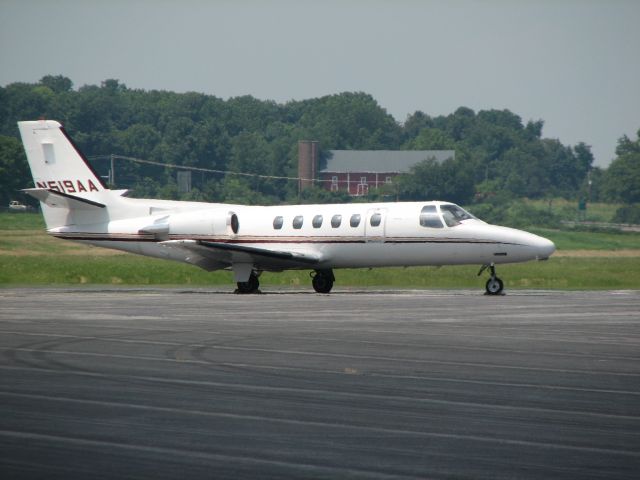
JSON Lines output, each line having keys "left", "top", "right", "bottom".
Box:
{"left": 159, "top": 239, "right": 322, "bottom": 272}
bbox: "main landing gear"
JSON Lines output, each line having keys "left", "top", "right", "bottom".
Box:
{"left": 478, "top": 263, "right": 504, "bottom": 295}
{"left": 311, "top": 269, "right": 335, "bottom": 293}
{"left": 236, "top": 270, "right": 335, "bottom": 294}
{"left": 236, "top": 271, "right": 260, "bottom": 294}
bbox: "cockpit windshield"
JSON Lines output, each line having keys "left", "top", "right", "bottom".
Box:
{"left": 440, "top": 204, "right": 477, "bottom": 227}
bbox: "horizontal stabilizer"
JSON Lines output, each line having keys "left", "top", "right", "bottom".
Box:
{"left": 23, "top": 188, "right": 105, "bottom": 209}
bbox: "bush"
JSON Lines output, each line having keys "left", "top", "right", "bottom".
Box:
{"left": 613, "top": 204, "right": 640, "bottom": 224}
{"left": 467, "top": 198, "right": 561, "bottom": 228}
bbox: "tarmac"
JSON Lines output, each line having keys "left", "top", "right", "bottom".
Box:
{"left": 0, "top": 287, "right": 639, "bottom": 479}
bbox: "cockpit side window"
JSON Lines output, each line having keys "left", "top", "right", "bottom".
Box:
{"left": 419, "top": 205, "right": 443, "bottom": 228}
{"left": 440, "top": 204, "right": 476, "bottom": 227}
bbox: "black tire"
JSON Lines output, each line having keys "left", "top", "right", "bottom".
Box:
{"left": 312, "top": 273, "right": 334, "bottom": 293}
{"left": 485, "top": 276, "right": 504, "bottom": 295}
{"left": 237, "top": 273, "right": 259, "bottom": 294}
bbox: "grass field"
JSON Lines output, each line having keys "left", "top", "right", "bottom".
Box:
{"left": 0, "top": 212, "right": 44, "bottom": 230}
{"left": 527, "top": 228, "right": 640, "bottom": 250}
{"left": 524, "top": 198, "right": 621, "bottom": 223}
{"left": 1, "top": 213, "right": 638, "bottom": 289}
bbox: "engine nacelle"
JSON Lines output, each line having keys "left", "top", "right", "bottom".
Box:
{"left": 167, "top": 209, "right": 239, "bottom": 238}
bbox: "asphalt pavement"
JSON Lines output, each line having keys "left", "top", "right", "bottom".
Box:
{"left": 0, "top": 288, "right": 639, "bottom": 479}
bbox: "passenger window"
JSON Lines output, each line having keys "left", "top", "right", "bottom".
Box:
{"left": 331, "top": 214, "right": 342, "bottom": 228}
{"left": 350, "top": 214, "right": 361, "bottom": 228}
{"left": 370, "top": 212, "right": 382, "bottom": 227}
{"left": 292, "top": 215, "right": 304, "bottom": 229}
{"left": 312, "top": 215, "right": 323, "bottom": 228}
{"left": 273, "top": 216, "right": 283, "bottom": 230}
{"left": 419, "top": 205, "right": 443, "bottom": 228}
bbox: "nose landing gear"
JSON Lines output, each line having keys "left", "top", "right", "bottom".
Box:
{"left": 478, "top": 263, "right": 504, "bottom": 295}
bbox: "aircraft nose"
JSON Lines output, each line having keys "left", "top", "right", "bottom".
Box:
{"left": 535, "top": 236, "right": 556, "bottom": 260}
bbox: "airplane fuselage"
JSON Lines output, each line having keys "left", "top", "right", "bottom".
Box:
{"left": 49, "top": 198, "right": 555, "bottom": 270}
{"left": 18, "top": 119, "right": 556, "bottom": 294}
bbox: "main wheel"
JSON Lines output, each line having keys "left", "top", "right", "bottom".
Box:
{"left": 237, "top": 272, "right": 260, "bottom": 294}
{"left": 485, "top": 276, "right": 504, "bottom": 295}
{"left": 312, "top": 272, "right": 334, "bottom": 293}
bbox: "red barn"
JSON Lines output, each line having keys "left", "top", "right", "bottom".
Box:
{"left": 318, "top": 149, "right": 455, "bottom": 196}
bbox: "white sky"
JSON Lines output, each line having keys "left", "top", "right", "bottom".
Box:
{"left": 1, "top": 0, "right": 639, "bottom": 166}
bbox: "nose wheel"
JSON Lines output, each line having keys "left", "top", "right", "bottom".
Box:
{"left": 478, "top": 263, "right": 504, "bottom": 295}
{"left": 485, "top": 275, "right": 504, "bottom": 295}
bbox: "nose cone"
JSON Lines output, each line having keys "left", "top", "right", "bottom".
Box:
{"left": 501, "top": 227, "right": 556, "bottom": 260}
{"left": 476, "top": 225, "right": 557, "bottom": 262}
{"left": 533, "top": 235, "right": 556, "bottom": 260}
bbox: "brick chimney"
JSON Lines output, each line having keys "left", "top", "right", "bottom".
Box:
{"left": 298, "top": 140, "right": 318, "bottom": 192}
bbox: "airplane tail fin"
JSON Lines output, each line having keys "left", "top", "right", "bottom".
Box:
{"left": 18, "top": 120, "right": 112, "bottom": 229}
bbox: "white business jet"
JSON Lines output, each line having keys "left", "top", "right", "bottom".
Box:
{"left": 18, "top": 120, "right": 555, "bottom": 294}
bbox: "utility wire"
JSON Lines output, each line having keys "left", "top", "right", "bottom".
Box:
{"left": 88, "top": 154, "right": 391, "bottom": 185}
{"left": 88, "top": 154, "right": 324, "bottom": 183}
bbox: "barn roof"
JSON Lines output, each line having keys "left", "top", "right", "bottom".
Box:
{"left": 322, "top": 150, "right": 454, "bottom": 173}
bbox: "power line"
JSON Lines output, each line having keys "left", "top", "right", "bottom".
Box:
{"left": 88, "top": 154, "right": 319, "bottom": 183}
{"left": 88, "top": 154, "right": 395, "bottom": 185}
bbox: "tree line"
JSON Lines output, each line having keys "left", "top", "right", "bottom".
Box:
{"left": 1, "top": 75, "right": 638, "bottom": 221}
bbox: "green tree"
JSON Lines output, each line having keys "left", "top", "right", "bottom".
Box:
{"left": 616, "top": 131, "right": 640, "bottom": 156}
{"left": 39, "top": 75, "right": 73, "bottom": 94}
{"left": 397, "top": 157, "right": 474, "bottom": 204}
{"left": 220, "top": 176, "right": 271, "bottom": 204}
{"left": 500, "top": 147, "right": 550, "bottom": 198}
{"left": 0, "top": 76, "right": 606, "bottom": 205}
{"left": 524, "top": 119, "right": 544, "bottom": 139}
{"left": 544, "top": 139, "right": 580, "bottom": 195}
{"left": 0, "top": 135, "right": 30, "bottom": 205}
{"left": 227, "top": 131, "right": 284, "bottom": 202}
{"left": 446, "top": 106, "right": 475, "bottom": 141}
{"left": 404, "top": 127, "right": 455, "bottom": 150}
{"left": 296, "top": 92, "right": 401, "bottom": 149}
{"left": 573, "top": 142, "right": 594, "bottom": 178}
{"left": 603, "top": 129, "right": 640, "bottom": 203}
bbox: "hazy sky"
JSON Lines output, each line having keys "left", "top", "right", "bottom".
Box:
{"left": 2, "top": 0, "right": 639, "bottom": 166}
